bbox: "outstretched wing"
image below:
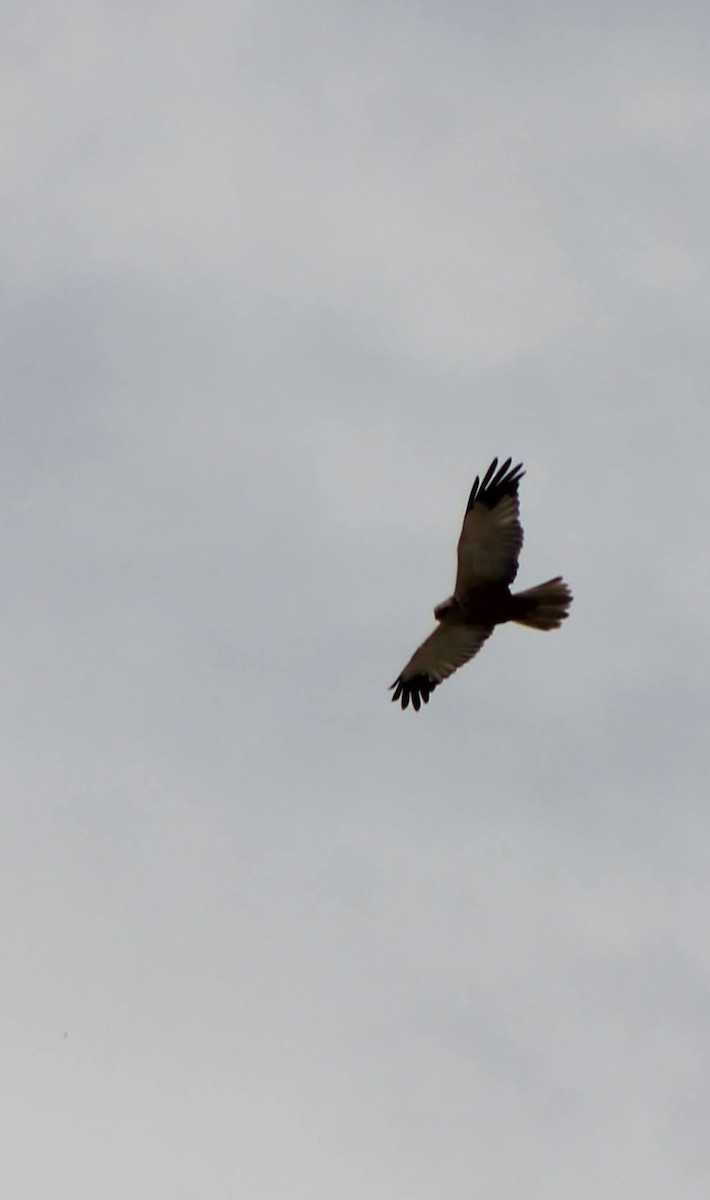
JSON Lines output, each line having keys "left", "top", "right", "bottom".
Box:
{"left": 455, "top": 457, "right": 525, "bottom": 594}
{"left": 390, "top": 622, "right": 494, "bottom": 711}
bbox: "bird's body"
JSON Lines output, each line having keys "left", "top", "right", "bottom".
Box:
{"left": 436, "top": 583, "right": 515, "bottom": 627}
{"left": 390, "top": 457, "right": 572, "bottom": 711}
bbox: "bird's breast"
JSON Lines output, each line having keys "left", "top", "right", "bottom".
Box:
{"left": 458, "top": 584, "right": 513, "bottom": 626}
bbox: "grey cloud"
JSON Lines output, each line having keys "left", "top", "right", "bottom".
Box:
{"left": 3, "top": 4, "right": 710, "bottom": 1198}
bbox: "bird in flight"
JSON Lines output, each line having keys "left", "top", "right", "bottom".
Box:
{"left": 391, "top": 457, "right": 572, "bottom": 710}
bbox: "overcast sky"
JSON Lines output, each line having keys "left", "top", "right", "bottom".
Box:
{"left": 3, "top": 3, "right": 710, "bottom": 1197}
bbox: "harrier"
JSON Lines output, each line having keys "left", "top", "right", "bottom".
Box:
{"left": 391, "top": 457, "right": 572, "bottom": 710}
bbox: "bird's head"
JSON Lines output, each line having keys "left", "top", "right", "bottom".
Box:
{"left": 433, "top": 596, "right": 457, "bottom": 621}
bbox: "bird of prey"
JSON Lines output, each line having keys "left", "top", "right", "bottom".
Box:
{"left": 390, "top": 457, "right": 572, "bottom": 710}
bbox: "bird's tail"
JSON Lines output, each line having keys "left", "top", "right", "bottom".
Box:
{"left": 511, "top": 576, "right": 573, "bottom": 630}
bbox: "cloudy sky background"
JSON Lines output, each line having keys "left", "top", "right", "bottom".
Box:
{"left": 3, "top": 2, "right": 710, "bottom": 1196}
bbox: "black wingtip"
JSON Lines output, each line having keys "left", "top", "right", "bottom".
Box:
{"left": 390, "top": 674, "right": 437, "bottom": 712}
{"left": 466, "top": 456, "right": 525, "bottom": 512}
